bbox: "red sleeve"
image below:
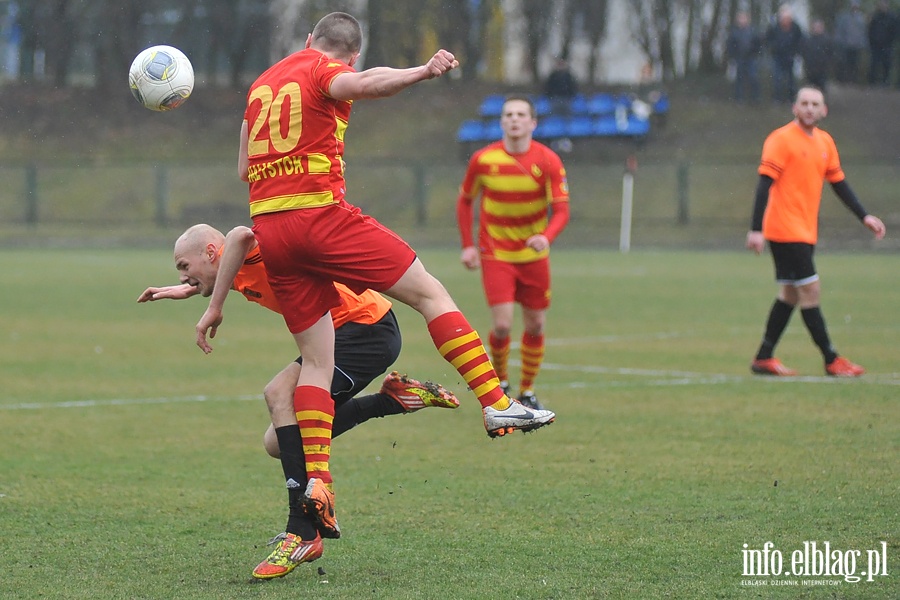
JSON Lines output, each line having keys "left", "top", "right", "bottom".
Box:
{"left": 456, "top": 153, "right": 481, "bottom": 248}
{"left": 456, "top": 192, "right": 476, "bottom": 248}
{"left": 544, "top": 200, "right": 570, "bottom": 244}
{"left": 545, "top": 148, "right": 570, "bottom": 201}
{"left": 543, "top": 146, "right": 569, "bottom": 244}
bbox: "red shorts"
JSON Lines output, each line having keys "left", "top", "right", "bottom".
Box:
{"left": 252, "top": 203, "right": 416, "bottom": 333}
{"left": 480, "top": 257, "right": 551, "bottom": 310}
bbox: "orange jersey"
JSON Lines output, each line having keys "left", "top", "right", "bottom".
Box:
{"left": 758, "top": 121, "right": 845, "bottom": 244}
{"left": 243, "top": 49, "right": 355, "bottom": 217}
{"left": 228, "top": 245, "right": 391, "bottom": 328}
{"left": 458, "top": 140, "right": 569, "bottom": 263}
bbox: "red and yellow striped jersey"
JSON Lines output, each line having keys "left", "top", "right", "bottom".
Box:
{"left": 243, "top": 49, "right": 355, "bottom": 217}
{"left": 758, "top": 121, "right": 845, "bottom": 244}
{"left": 228, "top": 245, "right": 391, "bottom": 328}
{"left": 458, "top": 140, "right": 569, "bottom": 263}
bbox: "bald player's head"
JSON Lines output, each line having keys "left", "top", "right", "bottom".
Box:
{"left": 173, "top": 224, "right": 226, "bottom": 297}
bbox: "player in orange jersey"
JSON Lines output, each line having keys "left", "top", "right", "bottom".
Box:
{"left": 139, "top": 224, "right": 459, "bottom": 577}
{"left": 745, "top": 86, "right": 886, "bottom": 377}
{"left": 199, "top": 12, "right": 555, "bottom": 579}
{"left": 457, "top": 96, "right": 570, "bottom": 411}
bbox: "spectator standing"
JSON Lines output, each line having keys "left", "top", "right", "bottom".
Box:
{"left": 545, "top": 57, "right": 579, "bottom": 102}
{"left": 803, "top": 18, "right": 834, "bottom": 91}
{"left": 726, "top": 11, "right": 764, "bottom": 103}
{"left": 868, "top": 0, "right": 897, "bottom": 86}
{"left": 545, "top": 56, "right": 579, "bottom": 120}
{"left": 834, "top": 0, "right": 868, "bottom": 83}
{"left": 766, "top": 5, "right": 805, "bottom": 103}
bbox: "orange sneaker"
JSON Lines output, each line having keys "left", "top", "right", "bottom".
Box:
{"left": 379, "top": 371, "right": 460, "bottom": 412}
{"left": 302, "top": 478, "right": 341, "bottom": 539}
{"left": 251, "top": 532, "right": 323, "bottom": 580}
{"left": 825, "top": 356, "right": 865, "bottom": 377}
{"left": 750, "top": 358, "right": 797, "bottom": 376}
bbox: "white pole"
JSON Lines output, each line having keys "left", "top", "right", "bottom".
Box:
{"left": 619, "top": 171, "right": 633, "bottom": 253}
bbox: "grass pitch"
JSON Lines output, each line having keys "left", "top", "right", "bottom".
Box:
{"left": 0, "top": 248, "right": 897, "bottom": 599}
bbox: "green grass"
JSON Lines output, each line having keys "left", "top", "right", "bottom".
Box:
{"left": 1, "top": 248, "right": 898, "bottom": 599}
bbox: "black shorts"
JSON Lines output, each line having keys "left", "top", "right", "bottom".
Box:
{"left": 769, "top": 241, "right": 819, "bottom": 286}
{"left": 294, "top": 309, "right": 402, "bottom": 406}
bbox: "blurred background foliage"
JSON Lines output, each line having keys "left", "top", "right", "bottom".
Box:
{"left": 2, "top": 0, "right": 852, "bottom": 91}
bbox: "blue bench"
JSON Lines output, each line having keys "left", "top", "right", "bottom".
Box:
{"left": 477, "top": 92, "right": 667, "bottom": 119}
{"left": 458, "top": 115, "right": 651, "bottom": 143}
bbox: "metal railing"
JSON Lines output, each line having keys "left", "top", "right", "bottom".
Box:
{"left": 1, "top": 159, "right": 896, "bottom": 251}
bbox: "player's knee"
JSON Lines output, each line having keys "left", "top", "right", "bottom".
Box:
{"left": 263, "top": 425, "right": 280, "bottom": 459}
{"left": 492, "top": 325, "right": 512, "bottom": 338}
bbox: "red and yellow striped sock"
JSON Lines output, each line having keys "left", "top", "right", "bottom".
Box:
{"left": 520, "top": 332, "right": 545, "bottom": 392}
{"left": 488, "top": 331, "right": 510, "bottom": 383}
{"left": 294, "top": 385, "right": 335, "bottom": 491}
{"left": 427, "top": 312, "right": 511, "bottom": 410}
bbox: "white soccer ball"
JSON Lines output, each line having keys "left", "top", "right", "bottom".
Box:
{"left": 128, "top": 45, "right": 194, "bottom": 112}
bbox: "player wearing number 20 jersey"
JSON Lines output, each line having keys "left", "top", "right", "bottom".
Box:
{"left": 235, "top": 13, "right": 555, "bottom": 582}
{"left": 244, "top": 51, "right": 354, "bottom": 217}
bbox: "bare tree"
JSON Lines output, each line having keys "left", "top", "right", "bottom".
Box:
{"left": 572, "top": 0, "right": 608, "bottom": 85}
{"left": 521, "top": 0, "right": 555, "bottom": 81}
{"left": 90, "top": 0, "right": 143, "bottom": 93}
{"left": 629, "top": 0, "right": 676, "bottom": 80}
{"left": 24, "top": 0, "right": 79, "bottom": 86}
{"left": 697, "top": 0, "right": 728, "bottom": 73}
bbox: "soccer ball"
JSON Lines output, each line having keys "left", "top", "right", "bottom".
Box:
{"left": 128, "top": 45, "right": 194, "bottom": 112}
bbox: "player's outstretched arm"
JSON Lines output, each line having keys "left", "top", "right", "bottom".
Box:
{"left": 238, "top": 120, "right": 250, "bottom": 182}
{"left": 137, "top": 283, "right": 199, "bottom": 302}
{"left": 329, "top": 49, "right": 458, "bottom": 101}
{"left": 195, "top": 226, "right": 257, "bottom": 354}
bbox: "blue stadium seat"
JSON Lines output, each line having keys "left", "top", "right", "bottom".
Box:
{"left": 534, "top": 115, "right": 567, "bottom": 139}
{"left": 532, "top": 96, "right": 552, "bottom": 116}
{"left": 568, "top": 94, "right": 589, "bottom": 115}
{"left": 456, "top": 119, "right": 486, "bottom": 143}
{"left": 587, "top": 93, "right": 616, "bottom": 116}
{"left": 478, "top": 95, "right": 506, "bottom": 117}
{"left": 653, "top": 93, "right": 670, "bottom": 114}
{"left": 593, "top": 115, "right": 620, "bottom": 136}
{"left": 565, "top": 115, "right": 594, "bottom": 138}
{"left": 619, "top": 116, "right": 651, "bottom": 137}
{"left": 483, "top": 120, "right": 503, "bottom": 141}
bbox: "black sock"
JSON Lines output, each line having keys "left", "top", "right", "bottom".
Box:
{"left": 801, "top": 306, "right": 838, "bottom": 364}
{"left": 756, "top": 299, "right": 795, "bottom": 360}
{"left": 274, "top": 426, "right": 317, "bottom": 540}
{"left": 333, "top": 393, "right": 405, "bottom": 438}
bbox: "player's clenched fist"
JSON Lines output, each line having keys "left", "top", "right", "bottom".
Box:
{"left": 425, "top": 49, "right": 459, "bottom": 78}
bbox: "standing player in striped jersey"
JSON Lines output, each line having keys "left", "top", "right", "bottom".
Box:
{"left": 457, "top": 96, "right": 570, "bottom": 411}
{"left": 745, "top": 86, "right": 886, "bottom": 377}
{"left": 195, "top": 12, "right": 555, "bottom": 578}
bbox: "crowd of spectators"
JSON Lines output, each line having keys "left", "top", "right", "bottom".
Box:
{"left": 725, "top": 1, "right": 899, "bottom": 104}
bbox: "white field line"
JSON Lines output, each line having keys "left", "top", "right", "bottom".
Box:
{"left": 3, "top": 333, "right": 898, "bottom": 410}
{"left": 1, "top": 394, "right": 262, "bottom": 411}
{"left": 535, "top": 361, "right": 900, "bottom": 387}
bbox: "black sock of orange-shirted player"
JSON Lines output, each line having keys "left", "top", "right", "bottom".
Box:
{"left": 756, "top": 299, "right": 794, "bottom": 360}
{"left": 294, "top": 385, "right": 335, "bottom": 492}
{"left": 331, "top": 393, "right": 405, "bottom": 438}
{"left": 800, "top": 306, "right": 839, "bottom": 364}
{"left": 488, "top": 331, "right": 510, "bottom": 383}
{"left": 274, "top": 425, "right": 317, "bottom": 540}
{"left": 427, "top": 311, "right": 510, "bottom": 410}
{"left": 520, "top": 332, "right": 544, "bottom": 392}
